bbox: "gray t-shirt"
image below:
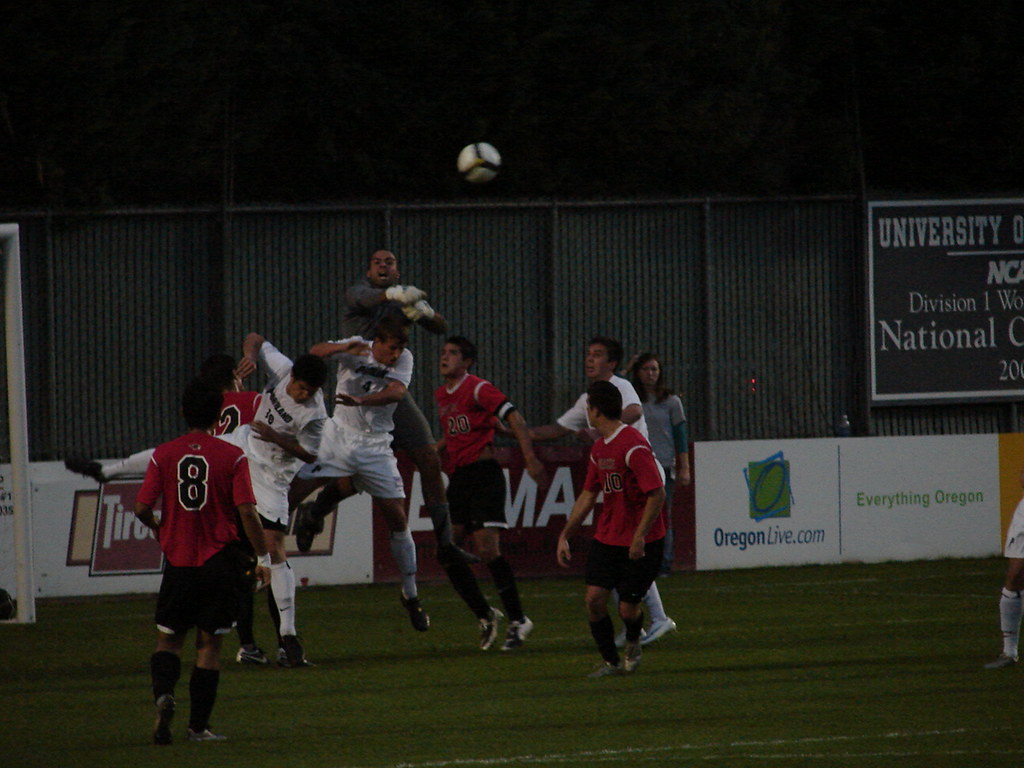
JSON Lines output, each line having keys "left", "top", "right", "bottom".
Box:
{"left": 643, "top": 393, "right": 686, "bottom": 467}
{"left": 341, "top": 277, "right": 413, "bottom": 338}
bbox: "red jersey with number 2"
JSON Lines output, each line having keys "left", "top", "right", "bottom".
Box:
{"left": 583, "top": 423, "right": 666, "bottom": 547}
{"left": 435, "top": 374, "right": 511, "bottom": 475}
{"left": 137, "top": 431, "right": 257, "bottom": 567}
{"left": 215, "top": 391, "right": 261, "bottom": 436}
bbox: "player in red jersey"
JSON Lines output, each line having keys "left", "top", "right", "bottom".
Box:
{"left": 134, "top": 378, "right": 270, "bottom": 745}
{"left": 435, "top": 337, "right": 545, "bottom": 650}
{"left": 556, "top": 380, "right": 666, "bottom": 677}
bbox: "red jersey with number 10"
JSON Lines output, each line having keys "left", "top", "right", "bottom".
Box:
{"left": 583, "top": 424, "right": 666, "bottom": 547}
{"left": 137, "top": 431, "right": 257, "bottom": 567}
{"left": 435, "top": 373, "right": 514, "bottom": 475}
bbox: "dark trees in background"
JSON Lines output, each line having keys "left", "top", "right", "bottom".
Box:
{"left": 0, "top": 0, "right": 1021, "bottom": 209}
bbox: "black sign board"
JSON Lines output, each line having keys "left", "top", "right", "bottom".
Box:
{"left": 869, "top": 199, "right": 1024, "bottom": 404}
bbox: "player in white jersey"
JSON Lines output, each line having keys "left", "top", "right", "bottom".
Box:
{"left": 293, "top": 319, "right": 430, "bottom": 631}
{"left": 530, "top": 335, "right": 675, "bottom": 646}
{"left": 219, "top": 333, "right": 337, "bottom": 667}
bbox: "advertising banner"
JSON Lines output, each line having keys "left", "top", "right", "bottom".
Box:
{"left": 694, "top": 439, "right": 840, "bottom": 570}
{"left": 839, "top": 435, "right": 998, "bottom": 561}
{"left": 868, "top": 198, "right": 1024, "bottom": 403}
{"left": 695, "top": 435, "right": 1002, "bottom": 570}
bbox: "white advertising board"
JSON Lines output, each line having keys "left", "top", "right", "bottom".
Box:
{"left": 694, "top": 439, "right": 841, "bottom": 570}
{"left": 694, "top": 435, "right": 1002, "bottom": 571}
{"left": 838, "top": 435, "right": 998, "bottom": 562}
{"left": 2, "top": 462, "right": 375, "bottom": 599}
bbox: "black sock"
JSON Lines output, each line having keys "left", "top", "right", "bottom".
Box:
{"left": 236, "top": 591, "right": 256, "bottom": 647}
{"left": 427, "top": 503, "right": 454, "bottom": 548}
{"left": 311, "top": 483, "right": 344, "bottom": 520}
{"left": 590, "top": 615, "right": 619, "bottom": 665}
{"left": 487, "top": 556, "right": 524, "bottom": 623}
{"left": 267, "top": 585, "right": 282, "bottom": 644}
{"left": 188, "top": 667, "right": 220, "bottom": 733}
{"left": 150, "top": 650, "right": 181, "bottom": 701}
{"left": 443, "top": 558, "right": 491, "bottom": 618}
{"left": 623, "top": 610, "right": 645, "bottom": 643}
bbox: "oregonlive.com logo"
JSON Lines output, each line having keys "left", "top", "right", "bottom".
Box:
{"left": 743, "top": 451, "right": 794, "bottom": 521}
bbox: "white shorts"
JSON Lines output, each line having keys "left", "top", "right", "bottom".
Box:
{"left": 297, "top": 425, "right": 404, "bottom": 500}
{"left": 1005, "top": 496, "right": 1024, "bottom": 558}
{"left": 218, "top": 427, "right": 291, "bottom": 527}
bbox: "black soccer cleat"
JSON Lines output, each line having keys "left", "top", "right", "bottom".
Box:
{"left": 278, "top": 635, "right": 313, "bottom": 668}
{"left": 64, "top": 455, "right": 106, "bottom": 483}
{"left": 153, "top": 694, "right": 175, "bottom": 745}
{"left": 293, "top": 502, "right": 325, "bottom": 553}
{"left": 401, "top": 594, "right": 430, "bottom": 632}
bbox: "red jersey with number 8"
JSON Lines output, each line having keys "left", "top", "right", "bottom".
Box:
{"left": 137, "top": 431, "right": 257, "bottom": 567}
{"left": 583, "top": 424, "right": 666, "bottom": 547}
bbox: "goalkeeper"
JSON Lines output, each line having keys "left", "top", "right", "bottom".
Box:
{"left": 293, "top": 249, "right": 475, "bottom": 566}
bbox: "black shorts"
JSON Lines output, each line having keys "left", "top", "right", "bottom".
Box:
{"left": 446, "top": 459, "right": 507, "bottom": 534}
{"left": 391, "top": 393, "right": 436, "bottom": 451}
{"left": 154, "top": 542, "right": 252, "bottom": 636}
{"left": 584, "top": 538, "right": 665, "bottom": 603}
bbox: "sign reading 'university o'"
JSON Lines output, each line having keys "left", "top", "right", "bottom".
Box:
{"left": 869, "top": 199, "right": 1024, "bottom": 404}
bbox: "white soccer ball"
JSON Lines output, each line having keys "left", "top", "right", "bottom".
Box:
{"left": 457, "top": 142, "right": 501, "bottom": 183}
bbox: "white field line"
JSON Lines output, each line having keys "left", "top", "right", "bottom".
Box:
{"left": 368, "top": 727, "right": 1009, "bottom": 768}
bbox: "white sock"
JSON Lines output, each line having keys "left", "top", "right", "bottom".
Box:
{"left": 1000, "top": 587, "right": 1022, "bottom": 657}
{"left": 389, "top": 529, "right": 418, "bottom": 599}
{"left": 644, "top": 581, "right": 668, "bottom": 623}
{"left": 271, "top": 561, "right": 297, "bottom": 636}
{"left": 100, "top": 448, "right": 155, "bottom": 479}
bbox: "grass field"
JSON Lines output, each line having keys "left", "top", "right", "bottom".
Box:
{"left": 0, "top": 556, "right": 1018, "bottom": 768}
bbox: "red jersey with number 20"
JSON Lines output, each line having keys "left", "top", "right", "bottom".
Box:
{"left": 583, "top": 424, "right": 666, "bottom": 547}
{"left": 435, "top": 374, "right": 515, "bottom": 475}
{"left": 137, "top": 431, "right": 257, "bottom": 567}
{"left": 214, "top": 391, "right": 261, "bottom": 436}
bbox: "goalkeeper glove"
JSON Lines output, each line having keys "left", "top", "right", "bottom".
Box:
{"left": 402, "top": 300, "right": 435, "bottom": 322}
{"left": 384, "top": 284, "right": 426, "bottom": 304}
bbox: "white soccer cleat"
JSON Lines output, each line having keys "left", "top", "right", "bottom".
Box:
{"left": 641, "top": 617, "right": 677, "bottom": 645}
{"left": 983, "top": 653, "right": 1018, "bottom": 669}
{"left": 501, "top": 617, "right": 534, "bottom": 651}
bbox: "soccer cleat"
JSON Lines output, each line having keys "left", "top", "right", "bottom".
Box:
{"left": 278, "top": 635, "right": 313, "bottom": 668}
{"left": 479, "top": 607, "right": 504, "bottom": 650}
{"left": 152, "top": 694, "right": 175, "bottom": 745}
{"left": 587, "top": 662, "right": 625, "bottom": 678}
{"left": 501, "top": 616, "right": 534, "bottom": 651}
{"left": 235, "top": 645, "right": 269, "bottom": 665}
{"left": 64, "top": 455, "right": 106, "bottom": 484}
{"left": 187, "top": 728, "right": 227, "bottom": 742}
{"left": 641, "top": 617, "right": 677, "bottom": 645}
{"left": 614, "top": 626, "right": 647, "bottom": 648}
{"left": 623, "top": 640, "right": 643, "bottom": 672}
{"left": 984, "top": 653, "right": 1018, "bottom": 669}
{"left": 293, "top": 501, "right": 325, "bottom": 553}
{"left": 401, "top": 594, "right": 430, "bottom": 631}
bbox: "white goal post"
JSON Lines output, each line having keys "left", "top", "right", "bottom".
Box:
{"left": 2, "top": 223, "right": 36, "bottom": 623}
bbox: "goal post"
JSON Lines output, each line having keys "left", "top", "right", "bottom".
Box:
{"left": 2, "top": 223, "right": 36, "bottom": 623}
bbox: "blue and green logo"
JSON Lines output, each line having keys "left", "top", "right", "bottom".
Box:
{"left": 743, "top": 451, "right": 793, "bottom": 521}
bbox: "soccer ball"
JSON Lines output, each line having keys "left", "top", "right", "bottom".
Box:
{"left": 0, "top": 588, "right": 15, "bottom": 620}
{"left": 457, "top": 142, "right": 501, "bottom": 183}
